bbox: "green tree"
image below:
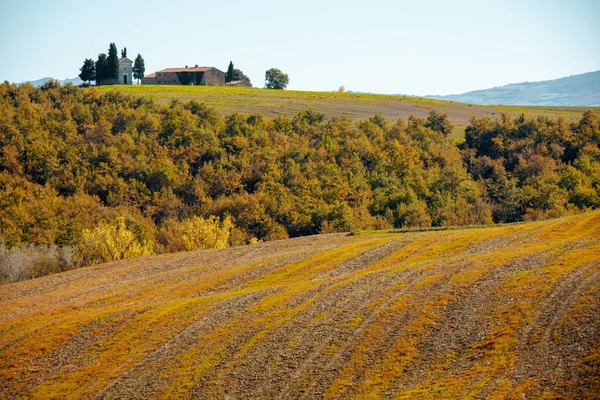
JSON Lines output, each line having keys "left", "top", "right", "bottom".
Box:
{"left": 95, "top": 53, "right": 108, "bottom": 85}
{"left": 265, "top": 68, "right": 289, "bottom": 89}
{"left": 233, "top": 68, "right": 251, "bottom": 84}
{"left": 226, "top": 61, "right": 235, "bottom": 83}
{"left": 121, "top": 47, "right": 127, "bottom": 58}
{"left": 424, "top": 110, "right": 454, "bottom": 137}
{"left": 107, "top": 42, "right": 119, "bottom": 82}
{"left": 133, "top": 54, "right": 146, "bottom": 84}
{"left": 78, "top": 58, "right": 96, "bottom": 85}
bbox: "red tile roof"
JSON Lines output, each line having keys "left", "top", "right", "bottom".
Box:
{"left": 143, "top": 72, "right": 156, "bottom": 79}
{"left": 157, "top": 67, "right": 215, "bottom": 73}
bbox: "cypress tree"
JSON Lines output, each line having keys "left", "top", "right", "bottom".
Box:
{"left": 133, "top": 54, "right": 146, "bottom": 84}
{"left": 107, "top": 43, "right": 119, "bottom": 81}
{"left": 226, "top": 61, "right": 234, "bottom": 83}
{"left": 121, "top": 47, "right": 127, "bottom": 58}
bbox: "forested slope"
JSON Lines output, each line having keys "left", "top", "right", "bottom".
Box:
{"left": 1, "top": 211, "right": 599, "bottom": 398}
{"left": 1, "top": 82, "right": 600, "bottom": 278}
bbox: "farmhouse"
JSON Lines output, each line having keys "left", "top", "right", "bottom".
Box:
{"left": 103, "top": 57, "right": 133, "bottom": 85}
{"left": 141, "top": 72, "right": 156, "bottom": 85}
{"left": 142, "top": 65, "right": 225, "bottom": 85}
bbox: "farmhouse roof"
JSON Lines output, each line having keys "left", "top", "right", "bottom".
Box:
{"left": 224, "top": 80, "right": 247, "bottom": 86}
{"left": 143, "top": 72, "right": 157, "bottom": 79}
{"left": 157, "top": 66, "right": 215, "bottom": 73}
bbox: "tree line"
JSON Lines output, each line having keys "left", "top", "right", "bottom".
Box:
{"left": 223, "top": 61, "right": 289, "bottom": 89}
{"left": 79, "top": 42, "right": 145, "bottom": 85}
{"left": 82, "top": 53, "right": 288, "bottom": 89}
{"left": 0, "top": 81, "right": 599, "bottom": 279}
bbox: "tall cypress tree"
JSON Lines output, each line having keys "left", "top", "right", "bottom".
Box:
{"left": 107, "top": 43, "right": 119, "bottom": 81}
{"left": 226, "top": 61, "right": 234, "bottom": 83}
{"left": 121, "top": 47, "right": 127, "bottom": 58}
{"left": 133, "top": 54, "right": 146, "bottom": 84}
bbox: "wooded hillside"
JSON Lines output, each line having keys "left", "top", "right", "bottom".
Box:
{"left": 1, "top": 82, "right": 599, "bottom": 275}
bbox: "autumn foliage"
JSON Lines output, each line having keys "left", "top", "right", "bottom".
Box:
{"left": 75, "top": 217, "right": 154, "bottom": 266}
{"left": 0, "top": 81, "right": 599, "bottom": 275}
{"left": 159, "top": 215, "right": 234, "bottom": 252}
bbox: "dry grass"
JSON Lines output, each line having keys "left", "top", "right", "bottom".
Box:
{"left": 1, "top": 212, "right": 599, "bottom": 398}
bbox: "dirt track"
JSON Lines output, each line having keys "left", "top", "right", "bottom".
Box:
{"left": 1, "top": 213, "right": 599, "bottom": 399}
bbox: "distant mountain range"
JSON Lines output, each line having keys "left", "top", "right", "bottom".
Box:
{"left": 426, "top": 70, "right": 600, "bottom": 106}
{"left": 22, "top": 76, "right": 83, "bottom": 87}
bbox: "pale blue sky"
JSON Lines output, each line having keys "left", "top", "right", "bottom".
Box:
{"left": 1, "top": 0, "right": 599, "bottom": 95}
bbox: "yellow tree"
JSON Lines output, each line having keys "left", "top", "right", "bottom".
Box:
{"left": 76, "top": 217, "right": 154, "bottom": 266}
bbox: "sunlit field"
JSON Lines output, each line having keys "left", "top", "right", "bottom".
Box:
{"left": 94, "top": 85, "right": 599, "bottom": 138}
{"left": 2, "top": 211, "right": 599, "bottom": 399}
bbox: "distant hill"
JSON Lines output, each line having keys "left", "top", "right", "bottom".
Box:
{"left": 97, "top": 85, "right": 600, "bottom": 139}
{"left": 1, "top": 211, "right": 599, "bottom": 398}
{"left": 427, "top": 70, "right": 600, "bottom": 106}
{"left": 21, "top": 76, "right": 83, "bottom": 87}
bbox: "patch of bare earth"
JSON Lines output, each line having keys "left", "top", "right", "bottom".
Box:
{"left": 511, "top": 262, "right": 600, "bottom": 398}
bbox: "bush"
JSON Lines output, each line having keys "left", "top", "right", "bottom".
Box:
{"left": 75, "top": 217, "right": 154, "bottom": 266}
{"left": 396, "top": 202, "right": 432, "bottom": 228}
{"left": 0, "top": 241, "right": 74, "bottom": 283}
{"left": 159, "top": 215, "right": 234, "bottom": 252}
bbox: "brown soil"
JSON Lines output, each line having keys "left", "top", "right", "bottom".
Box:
{"left": 1, "top": 214, "right": 599, "bottom": 399}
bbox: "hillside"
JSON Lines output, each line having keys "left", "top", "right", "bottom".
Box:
{"left": 93, "top": 85, "right": 600, "bottom": 136}
{"left": 2, "top": 82, "right": 600, "bottom": 283}
{"left": 1, "top": 211, "right": 599, "bottom": 399}
{"left": 428, "top": 70, "right": 600, "bottom": 106}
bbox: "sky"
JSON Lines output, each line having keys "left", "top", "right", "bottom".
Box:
{"left": 0, "top": 0, "right": 599, "bottom": 95}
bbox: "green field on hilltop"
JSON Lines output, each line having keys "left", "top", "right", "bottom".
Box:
{"left": 93, "top": 85, "right": 599, "bottom": 137}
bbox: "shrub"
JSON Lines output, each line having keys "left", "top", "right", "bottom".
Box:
{"left": 396, "top": 202, "right": 432, "bottom": 228}
{"left": 0, "top": 241, "right": 74, "bottom": 283}
{"left": 160, "top": 215, "right": 234, "bottom": 252}
{"left": 75, "top": 217, "right": 154, "bottom": 266}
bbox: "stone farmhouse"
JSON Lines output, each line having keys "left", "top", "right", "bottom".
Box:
{"left": 142, "top": 65, "right": 225, "bottom": 85}
{"left": 104, "top": 57, "right": 133, "bottom": 85}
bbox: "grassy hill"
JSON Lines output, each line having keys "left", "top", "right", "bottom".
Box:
{"left": 1, "top": 211, "right": 599, "bottom": 399}
{"left": 93, "top": 85, "right": 600, "bottom": 137}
